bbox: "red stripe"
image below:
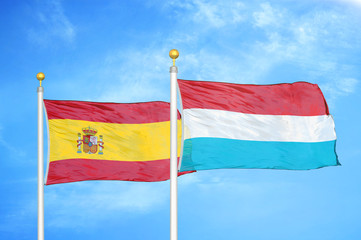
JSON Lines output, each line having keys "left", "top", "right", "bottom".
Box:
{"left": 46, "top": 159, "right": 193, "bottom": 185}
{"left": 178, "top": 79, "right": 329, "bottom": 116}
{"left": 44, "top": 100, "right": 181, "bottom": 123}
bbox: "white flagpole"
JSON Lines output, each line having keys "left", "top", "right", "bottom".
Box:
{"left": 37, "top": 72, "right": 45, "bottom": 240}
{"left": 169, "top": 49, "right": 179, "bottom": 240}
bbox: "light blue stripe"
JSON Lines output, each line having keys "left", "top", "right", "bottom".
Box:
{"left": 180, "top": 138, "right": 339, "bottom": 171}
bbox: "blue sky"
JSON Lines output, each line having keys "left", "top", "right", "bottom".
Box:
{"left": 1, "top": 0, "right": 361, "bottom": 239}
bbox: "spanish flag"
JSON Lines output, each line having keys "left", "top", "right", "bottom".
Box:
{"left": 44, "top": 100, "right": 184, "bottom": 185}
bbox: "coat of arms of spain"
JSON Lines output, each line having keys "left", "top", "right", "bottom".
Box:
{"left": 77, "top": 126, "right": 104, "bottom": 154}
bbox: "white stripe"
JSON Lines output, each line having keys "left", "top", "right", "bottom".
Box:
{"left": 183, "top": 109, "right": 336, "bottom": 142}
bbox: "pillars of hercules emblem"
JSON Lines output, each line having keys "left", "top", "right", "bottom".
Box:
{"left": 98, "top": 135, "right": 104, "bottom": 155}
{"left": 77, "top": 133, "right": 82, "bottom": 153}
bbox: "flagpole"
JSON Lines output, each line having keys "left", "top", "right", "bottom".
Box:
{"left": 37, "top": 72, "right": 45, "bottom": 240}
{"left": 169, "top": 49, "right": 179, "bottom": 240}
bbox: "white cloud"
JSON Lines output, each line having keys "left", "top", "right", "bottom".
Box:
{"left": 45, "top": 181, "right": 168, "bottom": 228}
{"left": 320, "top": 77, "right": 359, "bottom": 107}
{"left": 178, "top": 173, "right": 202, "bottom": 186}
{"left": 0, "top": 200, "right": 37, "bottom": 234}
{"left": 164, "top": 0, "right": 246, "bottom": 28}
{"left": 192, "top": 0, "right": 245, "bottom": 27}
{"left": 337, "top": 78, "right": 358, "bottom": 93}
{"left": 95, "top": 48, "right": 171, "bottom": 103}
{"left": 180, "top": 51, "right": 251, "bottom": 83}
{"left": 253, "top": 2, "right": 283, "bottom": 28}
{"left": 332, "top": 0, "right": 361, "bottom": 7}
{"left": 0, "top": 125, "right": 26, "bottom": 159}
{"left": 27, "top": 0, "right": 75, "bottom": 45}
{"left": 178, "top": 171, "right": 298, "bottom": 224}
{"left": 244, "top": 2, "right": 361, "bottom": 98}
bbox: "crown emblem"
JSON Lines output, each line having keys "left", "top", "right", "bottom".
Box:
{"left": 82, "top": 126, "right": 97, "bottom": 136}
{"left": 77, "top": 126, "right": 104, "bottom": 155}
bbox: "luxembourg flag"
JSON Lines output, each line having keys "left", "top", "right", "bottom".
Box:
{"left": 177, "top": 79, "right": 339, "bottom": 172}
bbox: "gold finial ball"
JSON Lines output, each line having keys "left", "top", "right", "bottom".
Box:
{"left": 36, "top": 72, "right": 45, "bottom": 81}
{"left": 169, "top": 49, "right": 179, "bottom": 60}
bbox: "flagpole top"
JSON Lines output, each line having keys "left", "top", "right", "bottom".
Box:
{"left": 169, "top": 49, "right": 179, "bottom": 66}
{"left": 36, "top": 72, "right": 45, "bottom": 87}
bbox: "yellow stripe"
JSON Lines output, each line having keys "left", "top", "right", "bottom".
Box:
{"left": 48, "top": 119, "right": 182, "bottom": 162}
